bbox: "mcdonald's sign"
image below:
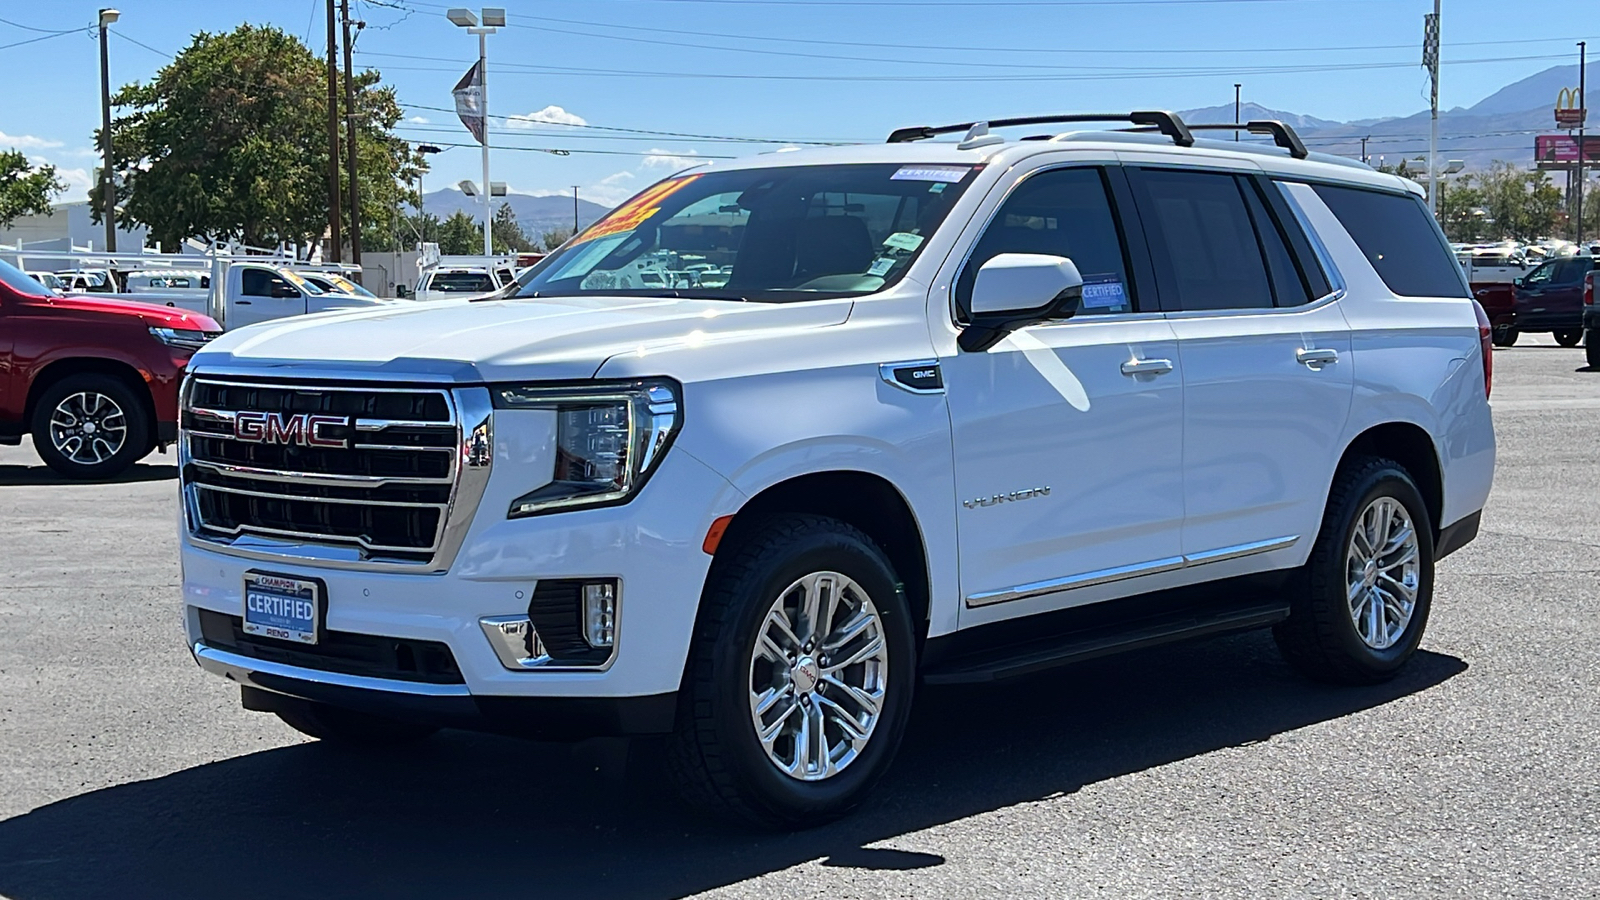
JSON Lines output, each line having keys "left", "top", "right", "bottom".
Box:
{"left": 1556, "top": 87, "right": 1586, "bottom": 128}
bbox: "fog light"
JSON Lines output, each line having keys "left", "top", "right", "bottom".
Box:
{"left": 582, "top": 582, "right": 616, "bottom": 649}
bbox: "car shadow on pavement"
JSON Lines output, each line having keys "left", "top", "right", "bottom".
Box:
{"left": 0, "top": 633, "right": 1466, "bottom": 900}
{"left": 0, "top": 462, "right": 177, "bottom": 486}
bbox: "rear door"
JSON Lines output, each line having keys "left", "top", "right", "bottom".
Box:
{"left": 1126, "top": 166, "right": 1352, "bottom": 568}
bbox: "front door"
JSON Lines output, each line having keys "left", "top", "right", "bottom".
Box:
{"left": 941, "top": 165, "right": 1186, "bottom": 623}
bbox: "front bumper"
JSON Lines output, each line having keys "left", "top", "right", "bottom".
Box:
{"left": 182, "top": 445, "right": 741, "bottom": 720}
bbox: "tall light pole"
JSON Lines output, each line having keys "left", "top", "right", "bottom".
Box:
{"left": 416, "top": 144, "right": 442, "bottom": 221}
{"left": 1233, "top": 83, "right": 1241, "bottom": 141}
{"left": 572, "top": 185, "right": 580, "bottom": 232}
{"left": 1578, "top": 40, "right": 1587, "bottom": 246}
{"left": 448, "top": 7, "right": 503, "bottom": 257}
{"left": 1424, "top": 1, "right": 1441, "bottom": 216}
{"left": 97, "top": 8, "right": 119, "bottom": 253}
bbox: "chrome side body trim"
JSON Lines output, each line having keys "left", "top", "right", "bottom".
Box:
{"left": 965, "top": 535, "right": 1300, "bottom": 607}
{"left": 192, "top": 642, "right": 473, "bottom": 697}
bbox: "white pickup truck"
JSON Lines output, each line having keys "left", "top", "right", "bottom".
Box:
{"left": 98, "top": 261, "right": 393, "bottom": 329}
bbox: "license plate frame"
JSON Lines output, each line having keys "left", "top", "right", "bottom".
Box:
{"left": 242, "top": 571, "right": 324, "bottom": 645}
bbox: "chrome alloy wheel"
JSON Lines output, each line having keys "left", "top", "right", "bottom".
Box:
{"left": 48, "top": 391, "right": 129, "bottom": 466}
{"left": 748, "top": 571, "right": 889, "bottom": 782}
{"left": 1347, "top": 496, "right": 1421, "bottom": 650}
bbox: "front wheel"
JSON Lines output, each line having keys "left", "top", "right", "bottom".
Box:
{"left": 1274, "top": 458, "right": 1435, "bottom": 684}
{"left": 30, "top": 374, "right": 151, "bottom": 479}
{"left": 1491, "top": 324, "right": 1519, "bottom": 347}
{"left": 1555, "top": 329, "right": 1583, "bottom": 348}
{"left": 667, "top": 515, "right": 916, "bottom": 828}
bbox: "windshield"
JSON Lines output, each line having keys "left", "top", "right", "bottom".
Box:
{"left": 327, "top": 275, "right": 377, "bottom": 297}
{"left": 280, "top": 269, "right": 325, "bottom": 295}
{"left": 0, "top": 260, "right": 54, "bottom": 296}
{"left": 428, "top": 271, "right": 496, "bottom": 293}
{"left": 511, "top": 163, "right": 979, "bottom": 303}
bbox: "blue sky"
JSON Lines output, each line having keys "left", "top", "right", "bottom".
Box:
{"left": 2, "top": 0, "right": 1596, "bottom": 209}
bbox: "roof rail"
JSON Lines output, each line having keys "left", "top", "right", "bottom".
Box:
{"left": 1168, "top": 120, "right": 1309, "bottom": 159}
{"left": 887, "top": 111, "right": 1193, "bottom": 148}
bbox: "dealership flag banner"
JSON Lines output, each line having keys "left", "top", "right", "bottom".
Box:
{"left": 453, "top": 61, "right": 486, "bottom": 145}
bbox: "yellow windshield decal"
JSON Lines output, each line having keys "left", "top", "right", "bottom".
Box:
{"left": 571, "top": 174, "right": 702, "bottom": 245}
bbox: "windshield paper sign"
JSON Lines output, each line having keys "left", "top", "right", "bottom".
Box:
{"left": 572, "top": 175, "right": 703, "bottom": 246}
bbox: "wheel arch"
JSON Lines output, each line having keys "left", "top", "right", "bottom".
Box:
{"left": 1336, "top": 421, "right": 1444, "bottom": 537}
{"left": 710, "top": 470, "right": 933, "bottom": 642}
{"left": 24, "top": 357, "right": 157, "bottom": 437}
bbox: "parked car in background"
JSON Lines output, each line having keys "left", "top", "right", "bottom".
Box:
{"left": 177, "top": 112, "right": 1494, "bottom": 826}
{"left": 414, "top": 262, "right": 518, "bottom": 302}
{"left": 88, "top": 262, "right": 393, "bottom": 329}
{"left": 25, "top": 272, "right": 66, "bottom": 294}
{"left": 1583, "top": 271, "right": 1600, "bottom": 367}
{"left": 300, "top": 272, "right": 381, "bottom": 299}
{"left": 0, "top": 259, "right": 220, "bottom": 478}
{"left": 56, "top": 270, "right": 116, "bottom": 293}
{"left": 1457, "top": 246, "right": 1529, "bottom": 346}
{"left": 1508, "top": 256, "right": 1595, "bottom": 346}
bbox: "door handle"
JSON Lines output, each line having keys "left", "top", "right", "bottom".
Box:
{"left": 1297, "top": 347, "right": 1339, "bottom": 367}
{"left": 235, "top": 300, "right": 253, "bottom": 305}
{"left": 1120, "top": 357, "right": 1174, "bottom": 376}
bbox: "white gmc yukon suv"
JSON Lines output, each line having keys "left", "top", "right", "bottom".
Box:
{"left": 179, "top": 112, "right": 1495, "bottom": 827}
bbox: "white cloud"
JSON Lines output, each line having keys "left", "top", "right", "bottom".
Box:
{"left": 0, "top": 131, "right": 63, "bottom": 151}
{"left": 407, "top": 115, "right": 431, "bottom": 124}
{"left": 641, "top": 147, "right": 702, "bottom": 169}
{"left": 598, "top": 170, "right": 636, "bottom": 186}
{"left": 52, "top": 167, "right": 95, "bottom": 201}
{"left": 507, "top": 105, "right": 588, "bottom": 129}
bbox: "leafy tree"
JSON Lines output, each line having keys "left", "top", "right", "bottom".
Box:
{"left": 0, "top": 150, "right": 64, "bottom": 228}
{"left": 491, "top": 202, "right": 533, "bottom": 253}
{"left": 101, "top": 24, "right": 416, "bottom": 250}
{"left": 1475, "top": 162, "right": 1563, "bottom": 242}
{"left": 540, "top": 227, "right": 574, "bottom": 251}
{"left": 1436, "top": 174, "right": 1487, "bottom": 243}
{"left": 436, "top": 210, "right": 481, "bottom": 255}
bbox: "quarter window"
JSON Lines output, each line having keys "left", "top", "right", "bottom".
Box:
{"left": 956, "top": 167, "right": 1136, "bottom": 317}
{"left": 1310, "top": 184, "right": 1469, "bottom": 298}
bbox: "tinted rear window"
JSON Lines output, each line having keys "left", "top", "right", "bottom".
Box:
{"left": 1311, "top": 184, "right": 1468, "bottom": 298}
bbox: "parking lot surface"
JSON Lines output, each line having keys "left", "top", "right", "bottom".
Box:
{"left": 1, "top": 339, "right": 1596, "bottom": 900}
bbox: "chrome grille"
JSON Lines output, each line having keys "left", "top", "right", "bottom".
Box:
{"left": 180, "top": 376, "right": 492, "bottom": 572}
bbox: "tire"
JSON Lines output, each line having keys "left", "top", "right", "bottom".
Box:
{"left": 273, "top": 700, "right": 438, "bottom": 746}
{"left": 666, "top": 514, "right": 917, "bottom": 828}
{"left": 1587, "top": 329, "right": 1600, "bottom": 369}
{"left": 30, "top": 373, "right": 151, "bottom": 479}
{"left": 1491, "top": 324, "right": 1519, "bottom": 347}
{"left": 1273, "top": 457, "right": 1435, "bottom": 685}
{"left": 1555, "top": 330, "right": 1583, "bottom": 348}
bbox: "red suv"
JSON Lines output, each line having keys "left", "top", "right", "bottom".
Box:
{"left": 0, "top": 260, "right": 221, "bottom": 478}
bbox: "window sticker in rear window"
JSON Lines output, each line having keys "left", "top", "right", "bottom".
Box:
{"left": 890, "top": 165, "right": 971, "bottom": 183}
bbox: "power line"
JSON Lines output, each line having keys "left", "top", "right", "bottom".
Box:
{"left": 399, "top": 101, "right": 856, "bottom": 144}
{"left": 0, "top": 15, "right": 86, "bottom": 35}
{"left": 0, "top": 29, "right": 86, "bottom": 53}
{"left": 409, "top": 139, "right": 735, "bottom": 159}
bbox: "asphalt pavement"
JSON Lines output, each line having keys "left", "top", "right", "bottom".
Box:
{"left": 1, "top": 338, "right": 1596, "bottom": 899}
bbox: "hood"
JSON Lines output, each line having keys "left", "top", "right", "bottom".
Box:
{"left": 46, "top": 293, "right": 221, "bottom": 330}
{"left": 191, "top": 294, "right": 852, "bottom": 382}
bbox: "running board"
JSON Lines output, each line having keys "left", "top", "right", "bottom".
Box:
{"left": 921, "top": 600, "right": 1290, "bottom": 685}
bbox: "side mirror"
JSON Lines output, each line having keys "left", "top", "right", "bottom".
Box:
{"left": 396, "top": 284, "right": 413, "bottom": 299}
{"left": 1512, "top": 277, "right": 1524, "bottom": 288}
{"left": 960, "top": 253, "right": 1083, "bottom": 352}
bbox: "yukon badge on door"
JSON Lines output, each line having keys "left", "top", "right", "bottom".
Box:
{"left": 963, "top": 486, "right": 1051, "bottom": 510}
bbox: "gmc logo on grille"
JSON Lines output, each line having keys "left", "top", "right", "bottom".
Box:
{"left": 234, "top": 412, "right": 349, "bottom": 448}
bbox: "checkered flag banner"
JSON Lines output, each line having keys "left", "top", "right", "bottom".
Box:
{"left": 1422, "top": 13, "right": 1439, "bottom": 71}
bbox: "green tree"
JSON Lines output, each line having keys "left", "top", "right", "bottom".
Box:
{"left": 1476, "top": 161, "right": 1563, "bottom": 242}
{"left": 491, "top": 202, "right": 533, "bottom": 253}
{"left": 1436, "top": 174, "right": 1487, "bottom": 243}
{"left": 0, "top": 150, "right": 64, "bottom": 228}
{"left": 102, "top": 24, "right": 416, "bottom": 250}
{"left": 540, "top": 226, "right": 573, "bottom": 251}
{"left": 436, "top": 210, "right": 481, "bottom": 255}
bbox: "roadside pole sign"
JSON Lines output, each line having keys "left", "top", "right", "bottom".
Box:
{"left": 1556, "top": 87, "right": 1586, "bottom": 128}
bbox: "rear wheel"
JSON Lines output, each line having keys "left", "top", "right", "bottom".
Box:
{"left": 1274, "top": 458, "right": 1435, "bottom": 684}
{"left": 667, "top": 514, "right": 916, "bottom": 828}
{"left": 1586, "top": 329, "right": 1600, "bottom": 368}
{"left": 30, "top": 374, "right": 151, "bottom": 479}
{"left": 273, "top": 700, "right": 438, "bottom": 746}
{"left": 1555, "top": 329, "right": 1583, "bottom": 348}
{"left": 1491, "top": 324, "right": 1519, "bottom": 347}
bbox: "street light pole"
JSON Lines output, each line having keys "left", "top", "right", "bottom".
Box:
{"left": 572, "top": 185, "right": 580, "bottom": 232}
{"left": 97, "top": 8, "right": 119, "bottom": 253}
{"left": 1425, "top": 0, "right": 1441, "bottom": 216}
{"left": 1234, "top": 83, "right": 1241, "bottom": 141}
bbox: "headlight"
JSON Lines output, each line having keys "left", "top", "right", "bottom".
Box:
{"left": 493, "top": 379, "right": 682, "bottom": 518}
{"left": 149, "top": 327, "right": 220, "bottom": 351}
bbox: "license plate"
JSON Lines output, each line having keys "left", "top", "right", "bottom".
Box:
{"left": 243, "top": 572, "right": 322, "bottom": 645}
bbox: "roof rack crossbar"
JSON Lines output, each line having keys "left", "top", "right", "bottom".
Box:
{"left": 887, "top": 111, "right": 1193, "bottom": 147}
{"left": 1181, "top": 120, "right": 1309, "bottom": 159}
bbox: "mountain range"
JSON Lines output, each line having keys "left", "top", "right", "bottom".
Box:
{"left": 1178, "top": 64, "right": 1593, "bottom": 172}
{"left": 422, "top": 189, "right": 611, "bottom": 237}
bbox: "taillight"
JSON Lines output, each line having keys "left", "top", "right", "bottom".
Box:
{"left": 1586, "top": 276, "right": 1595, "bottom": 306}
{"left": 1472, "top": 299, "right": 1492, "bottom": 398}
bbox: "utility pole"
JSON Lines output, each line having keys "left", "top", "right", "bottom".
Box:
{"left": 324, "top": 0, "right": 342, "bottom": 261}
{"left": 572, "top": 185, "right": 580, "bottom": 232}
{"left": 1424, "top": 0, "right": 1441, "bottom": 216}
{"left": 1234, "top": 83, "right": 1241, "bottom": 141}
{"left": 341, "top": 0, "right": 362, "bottom": 266}
{"left": 1360, "top": 135, "right": 1371, "bottom": 165}
{"left": 1578, "top": 40, "right": 1587, "bottom": 246}
{"left": 97, "top": 9, "right": 119, "bottom": 253}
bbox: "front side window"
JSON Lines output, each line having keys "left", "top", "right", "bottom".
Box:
{"left": 240, "top": 269, "right": 271, "bottom": 297}
{"left": 1523, "top": 261, "right": 1556, "bottom": 286}
{"left": 513, "top": 163, "right": 978, "bottom": 303}
{"left": 956, "top": 166, "right": 1135, "bottom": 316}
{"left": 1311, "top": 184, "right": 1469, "bottom": 298}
